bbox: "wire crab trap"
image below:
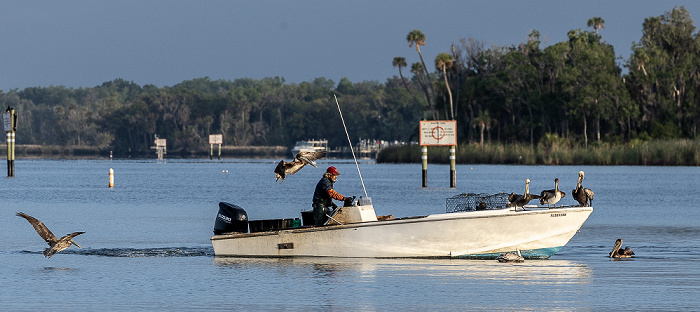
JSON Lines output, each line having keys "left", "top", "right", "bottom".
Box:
{"left": 446, "top": 192, "right": 510, "bottom": 213}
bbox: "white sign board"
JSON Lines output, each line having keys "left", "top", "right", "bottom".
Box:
{"left": 155, "top": 138, "right": 167, "bottom": 147}
{"left": 209, "top": 134, "right": 223, "bottom": 144}
{"left": 3, "top": 113, "right": 11, "bottom": 132}
{"left": 419, "top": 120, "right": 457, "bottom": 146}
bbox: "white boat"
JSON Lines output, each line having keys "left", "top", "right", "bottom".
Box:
{"left": 211, "top": 194, "right": 593, "bottom": 259}
{"left": 290, "top": 139, "right": 328, "bottom": 155}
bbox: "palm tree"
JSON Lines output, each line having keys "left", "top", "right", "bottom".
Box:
{"left": 435, "top": 52, "right": 454, "bottom": 120}
{"left": 393, "top": 56, "right": 421, "bottom": 106}
{"left": 587, "top": 17, "right": 605, "bottom": 35}
{"left": 407, "top": 29, "right": 435, "bottom": 116}
{"left": 471, "top": 110, "right": 495, "bottom": 148}
{"left": 411, "top": 62, "right": 436, "bottom": 119}
{"left": 632, "top": 48, "right": 649, "bottom": 76}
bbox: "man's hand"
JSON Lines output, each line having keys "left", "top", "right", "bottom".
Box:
{"left": 343, "top": 196, "right": 356, "bottom": 207}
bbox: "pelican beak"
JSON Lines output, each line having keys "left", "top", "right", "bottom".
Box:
{"left": 72, "top": 240, "right": 82, "bottom": 248}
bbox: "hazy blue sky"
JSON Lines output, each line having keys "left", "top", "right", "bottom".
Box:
{"left": 1, "top": 1, "right": 699, "bottom": 91}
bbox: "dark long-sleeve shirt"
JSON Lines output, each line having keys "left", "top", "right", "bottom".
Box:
{"left": 312, "top": 175, "right": 344, "bottom": 206}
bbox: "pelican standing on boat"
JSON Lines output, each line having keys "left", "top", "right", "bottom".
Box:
{"left": 274, "top": 151, "right": 327, "bottom": 182}
{"left": 572, "top": 171, "right": 595, "bottom": 207}
{"left": 496, "top": 248, "right": 525, "bottom": 262}
{"left": 16, "top": 212, "right": 85, "bottom": 258}
{"left": 540, "top": 178, "right": 566, "bottom": 207}
{"left": 609, "top": 238, "right": 635, "bottom": 258}
{"left": 508, "top": 179, "right": 540, "bottom": 208}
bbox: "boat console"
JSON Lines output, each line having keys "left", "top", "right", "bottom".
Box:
{"left": 325, "top": 196, "right": 377, "bottom": 225}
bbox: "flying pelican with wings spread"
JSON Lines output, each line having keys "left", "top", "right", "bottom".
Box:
{"left": 16, "top": 212, "right": 85, "bottom": 258}
{"left": 274, "top": 151, "right": 327, "bottom": 182}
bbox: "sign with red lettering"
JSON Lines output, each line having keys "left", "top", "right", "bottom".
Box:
{"left": 419, "top": 120, "right": 457, "bottom": 146}
{"left": 209, "top": 134, "right": 223, "bottom": 144}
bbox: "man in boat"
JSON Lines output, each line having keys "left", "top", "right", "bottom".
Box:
{"left": 312, "top": 166, "right": 353, "bottom": 226}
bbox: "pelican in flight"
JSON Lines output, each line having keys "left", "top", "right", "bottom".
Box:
{"left": 572, "top": 171, "right": 595, "bottom": 207}
{"left": 609, "top": 238, "right": 635, "bottom": 258}
{"left": 540, "top": 178, "right": 566, "bottom": 207}
{"left": 16, "top": 212, "right": 85, "bottom": 258}
{"left": 508, "top": 179, "right": 540, "bottom": 208}
{"left": 274, "top": 151, "right": 327, "bottom": 182}
{"left": 496, "top": 247, "right": 525, "bottom": 263}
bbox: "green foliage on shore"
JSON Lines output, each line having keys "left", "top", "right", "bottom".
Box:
{"left": 377, "top": 139, "right": 700, "bottom": 166}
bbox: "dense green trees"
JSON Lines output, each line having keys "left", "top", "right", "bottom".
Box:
{"left": 1, "top": 77, "right": 424, "bottom": 156}
{"left": 625, "top": 7, "right": 700, "bottom": 139}
{"left": 396, "top": 7, "right": 697, "bottom": 148}
{"left": 1, "top": 7, "right": 698, "bottom": 157}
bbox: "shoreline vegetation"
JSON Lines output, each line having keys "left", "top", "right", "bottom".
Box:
{"left": 0, "top": 145, "right": 287, "bottom": 159}
{"left": 377, "top": 139, "right": 700, "bottom": 166}
{"left": 3, "top": 139, "right": 699, "bottom": 166}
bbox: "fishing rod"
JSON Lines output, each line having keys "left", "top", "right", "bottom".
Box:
{"left": 333, "top": 93, "right": 368, "bottom": 198}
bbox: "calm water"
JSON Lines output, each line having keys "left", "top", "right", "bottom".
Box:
{"left": 1, "top": 159, "right": 698, "bottom": 311}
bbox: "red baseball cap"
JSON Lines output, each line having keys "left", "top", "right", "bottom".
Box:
{"left": 326, "top": 166, "right": 341, "bottom": 175}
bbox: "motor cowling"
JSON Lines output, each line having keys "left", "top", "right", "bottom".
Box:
{"left": 213, "top": 202, "right": 248, "bottom": 235}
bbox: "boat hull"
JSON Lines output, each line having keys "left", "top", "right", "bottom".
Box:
{"left": 211, "top": 206, "right": 592, "bottom": 259}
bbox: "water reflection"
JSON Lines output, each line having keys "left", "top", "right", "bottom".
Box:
{"left": 213, "top": 257, "right": 592, "bottom": 284}
{"left": 41, "top": 267, "right": 74, "bottom": 272}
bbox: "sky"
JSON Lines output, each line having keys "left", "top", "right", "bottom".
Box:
{"left": 1, "top": 1, "right": 700, "bottom": 91}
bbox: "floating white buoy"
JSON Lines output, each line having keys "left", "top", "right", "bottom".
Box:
{"left": 109, "top": 168, "right": 114, "bottom": 188}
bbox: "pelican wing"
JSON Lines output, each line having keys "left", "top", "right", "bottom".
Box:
{"left": 16, "top": 212, "right": 58, "bottom": 245}
{"left": 296, "top": 151, "right": 327, "bottom": 166}
{"left": 273, "top": 160, "right": 286, "bottom": 180}
{"left": 62, "top": 231, "right": 86, "bottom": 240}
{"left": 539, "top": 189, "right": 554, "bottom": 204}
{"left": 288, "top": 151, "right": 327, "bottom": 174}
{"left": 285, "top": 162, "right": 307, "bottom": 175}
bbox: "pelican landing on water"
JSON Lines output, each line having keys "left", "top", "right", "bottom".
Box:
{"left": 16, "top": 212, "right": 85, "bottom": 258}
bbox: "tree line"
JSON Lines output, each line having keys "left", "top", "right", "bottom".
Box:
{"left": 0, "top": 7, "right": 698, "bottom": 157}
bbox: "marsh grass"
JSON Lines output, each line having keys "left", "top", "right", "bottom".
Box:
{"left": 377, "top": 139, "right": 700, "bottom": 166}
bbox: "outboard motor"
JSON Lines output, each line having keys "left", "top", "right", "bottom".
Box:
{"left": 213, "top": 202, "right": 248, "bottom": 235}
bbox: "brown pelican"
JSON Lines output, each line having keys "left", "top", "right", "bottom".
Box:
{"left": 496, "top": 247, "right": 525, "bottom": 262}
{"left": 609, "top": 238, "right": 635, "bottom": 258}
{"left": 274, "top": 151, "right": 326, "bottom": 182}
{"left": 16, "top": 212, "right": 85, "bottom": 258}
{"left": 572, "top": 171, "right": 595, "bottom": 207}
{"left": 508, "top": 179, "right": 540, "bottom": 208}
{"left": 540, "top": 178, "right": 566, "bottom": 207}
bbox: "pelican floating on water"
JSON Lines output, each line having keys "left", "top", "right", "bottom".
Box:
{"left": 540, "top": 178, "right": 566, "bottom": 207}
{"left": 16, "top": 212, "right": 85, "bottom": 258}
{"left": 496, "top": 248, "right": 525, "bottom": 262}
{"left": 508, "top": 179, "right": 540, "bottom": 208}
{"left": 274, "top": 151, "right": 326, "bottom": 182}
{"left": 572, "top": 171, "right": 595, "bottom": 207}
{"left": 609, "top": 238, "right": 635, "bottom": 258}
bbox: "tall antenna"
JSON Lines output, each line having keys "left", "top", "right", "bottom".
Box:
{"left": 334, "top": 94, "right": 368, "bottom": 198}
